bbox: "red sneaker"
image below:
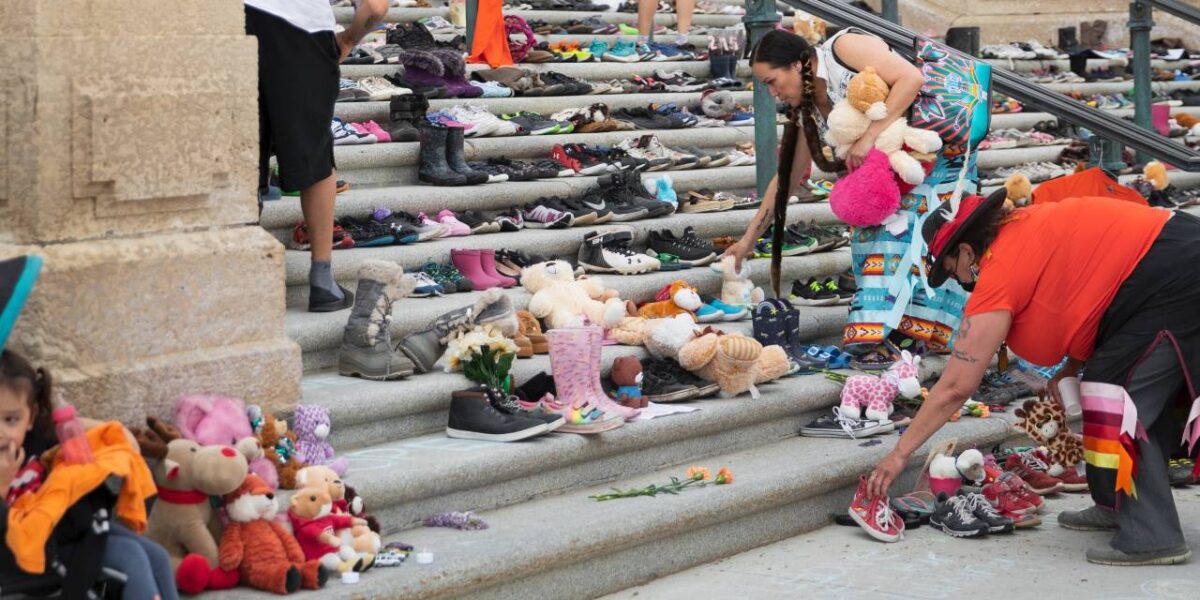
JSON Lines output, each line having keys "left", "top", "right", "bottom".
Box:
{"left": 999, "top": 471, "right": 1045, "bottom": 512}
{"left": 290, "top": 221, "right": 355, "bottom": 251}
{"left": 848, "top": 475, "right": 904, "bottom": 543}
{"left": 1004, "top": 454, "right": 1064, "bottom": 495}
{"left": 983, "top": 477, "right": 1036, "bottom": 515}
{"left": 550, "top": 143, "right": 582, "bottom": 173}
{"left": 1055, "top": 467, "right": 1089, "bottom": 492}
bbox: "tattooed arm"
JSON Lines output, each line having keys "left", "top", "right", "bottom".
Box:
{"left": 867, "top": 310, "right": 1012, "bottom": 498}
{"left": 722, "top": 132, "right": 815, "bottom": 269}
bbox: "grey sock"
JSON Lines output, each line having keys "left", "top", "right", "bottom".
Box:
{"left": 310, "top": 260, "right": 344, "bottom": 300}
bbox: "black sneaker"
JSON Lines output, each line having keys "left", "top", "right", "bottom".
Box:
{"left": 501, "top": 111, "right": 560, "bottom": 135}
{"left": 481, "top": 385, "right": 565, "bottom": 431}
{"left": 533, "top": 158, "right": 575, "bottom": 178}
{"left": 820, "top": 278, "right": 853, "bottom": 306}
{"left": 541, "top": 196, "right": 601, "bottom": 226}
{"left": 640, "top": 358, "right": 699, "bottom": 402}
{"left": 960, "top": 493, "right": 1015, "bottom": 534}
{"left": 446, "top": 388, "right": 549, "bottom": 442}
{"left": 647, "top": 228, "right": 717, "bottom": 265}
{"left": 497, "top": 248, "right": 550, "bottom": 271}
{"left": 599, "top": 171, "right": 674, "bottom": 219}
{"left": 454, "top": 210, "right": 498, "bottom": 234}
{"left": 799, "top": 407, "right": 887, "bottom": 438}
{"left": 563, "top": 195, "right": 612, "bottom": 223}
{"left": 371, "top": 209, "right": 427, "bottom": 243}
{"left": 540, "top": 70, "right": 592, "bottom": 95}
{"left": 338, "top": 215, "right": 397, "bottom": 246}
{"left": 788, "top": 222, "right": 844, "bottom": 252}
{"left": 789, "top": 278, "right": 841, "bottom": 307}
{"left": 929, "top": 495, "right": 991, "bottom": 538}
{"left": 578, "top": 230, "right": 662, "bottom": 275}
{"left": 655, "top": 357, "right": 720, "bottom": 398}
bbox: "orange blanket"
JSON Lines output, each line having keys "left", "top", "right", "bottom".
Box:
{"left": 6, "top": 422, "right": 157, "bottom": 574}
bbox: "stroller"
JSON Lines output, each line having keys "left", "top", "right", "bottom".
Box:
{"left": 0, "top": 476, "right": 127, "bottom": 599}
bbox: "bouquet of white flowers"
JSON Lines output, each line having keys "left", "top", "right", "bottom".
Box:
{"left": 444, "top": 324, "right": 520, "bottom": 391}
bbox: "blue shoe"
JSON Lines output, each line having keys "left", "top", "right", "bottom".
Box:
{"left": 695, "top": 303, "right": 723, "bottom": 323}
{"left": 706, "top": 298, "right": 749, "bottom": 321}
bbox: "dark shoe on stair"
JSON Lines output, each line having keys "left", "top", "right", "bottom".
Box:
{"left": 446, "top": 388, "right": 548, "bottom": 442}
{"left": 309, "top": 284, "right": 354, "bottom": 313}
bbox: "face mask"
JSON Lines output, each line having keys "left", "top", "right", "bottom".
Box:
{"left": 955, "top": 253, "right": 979, "bottom": 292}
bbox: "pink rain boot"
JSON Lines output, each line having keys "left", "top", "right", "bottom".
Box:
{"left": 583, "top": 326, "right": 640, "bottom": 421}
{"left": 479, "top": 249, "right": 517, "bottom": 288}
{"left": 546, "top": 328, "right": 626, "bottom": 427}
{"left": 451, "top": 249, "right": 501, "bottom": 289}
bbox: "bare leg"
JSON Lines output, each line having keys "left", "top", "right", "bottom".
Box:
{"left": 675, "top": 0, "right": 694, "bottom": 35}
{"left": 301, "top": 173, "right": 337, "bottom": 263}
{"left": 637, "top": 0, "right": 656, "bottom": 38}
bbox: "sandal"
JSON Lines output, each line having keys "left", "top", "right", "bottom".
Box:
{"left": 891, "top": 491, "right": 936, "bottom": 517}
{"left": 823, "top": 346, "right": 852, "bottom": 369}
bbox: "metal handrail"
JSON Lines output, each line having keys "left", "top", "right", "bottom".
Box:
{"left": 780, "top": 0, "right": 1200, "bottom": 171}
{"left": 1146, "top": 0, "right": 1200, "bottom": 25}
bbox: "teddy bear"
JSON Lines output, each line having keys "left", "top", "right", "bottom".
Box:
{"left": 794, "top": 14, "right": 827, "bottom": 44}
{"left": 643, "top": 314, "right": 701, "bottom": 360}
{"left": 343, "top": 484, "right": 382, "bottom": 534}
{"left": 133, "top": 416, "right": 248, "bottom": 594}
{"left": 718, "top": 255, "right": 764, "bottom": 309}
{"left": 287, "top": 485, "right": 373, "bottom": 574}
{"left": 521, "top": 260, "right": 627, "bottom": 330}
{"left": 1143, "top": 160, "right": 1169, "bottom": 192}
{"left": 175, "top": 394, "right": 280, "bottom": 489}
{"left": 676, "top": 328, "right": 790, "bottom": 398}
{"left": 295, "top": 465, "right": 382, "bottom": 555}
{"left": 609, "top": 356, "right": 646, "bottom": 409}
{"left": 1002, "top": 173, "right": 1033, "bottom": 211}
{"left": 292, "top": 405, "right": 348, "bottom": 477}
{"left": 218, "top": 474, "right": 327, "bottom": 594}
{"left": 258, "top": 411, "right": 308, "bottom": 490}
{"left": 637, "top": 280, "right": 703, "bottom": 320}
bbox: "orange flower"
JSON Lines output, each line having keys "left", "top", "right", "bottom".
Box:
{"left": 715, "top": 467, "right": 734, "bottom": 485}
{"left": 686, "top": 466, "right": 711, "bottom": 481}
{"left": 949, "top": 410, "right": 961, "bottom": 422}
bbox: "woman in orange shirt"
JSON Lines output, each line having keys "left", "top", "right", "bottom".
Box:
{"left": 867, "top": 188, "right": 1200, "bottom": 566}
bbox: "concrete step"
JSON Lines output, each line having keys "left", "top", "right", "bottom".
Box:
{"left": 334, "top": 90, "right": 753, "bottom": 122}
{"left": 288, "top": 239, "right": 850, "bottom": 370}
{"left": 340, "top": 60, "right": 752, "bottom": 81}
{"left": 263, "top": 165, "right": 760, "bottom": 237}
{"left": 229, "top": 406, "right": 1016, "bottom": 599}
{"left": 979, "top": 170, "right": 1200, "bottom": 197}
{"left": 985, "top": 57, "right": 1197, "bottom": 73}
{"left": 1039, "top": 79, "right": 1200, "bottom": 95}
{"left": 305, "top": 308, "right": 844, "bottom": 449}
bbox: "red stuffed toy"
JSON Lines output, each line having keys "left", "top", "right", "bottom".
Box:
{"left": 218, "top": 474, "right": 327, "bottom": 594}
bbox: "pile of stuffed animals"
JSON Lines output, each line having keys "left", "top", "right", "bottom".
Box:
{"left": 132, "top": 395, "right": 384, "bottom": 595}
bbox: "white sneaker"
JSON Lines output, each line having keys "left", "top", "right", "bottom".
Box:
{"left": 356, "top": 76, "right": 411, "bottom": 101}
{"left": 445, "top": 105, "right": 518, "bottom": 137}
{"left": 331, "top": 118, "right": 374, "bottom": 145}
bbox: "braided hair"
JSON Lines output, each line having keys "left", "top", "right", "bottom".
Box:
{"left": 751, "top": 30, "right": 845, "bottom": 296}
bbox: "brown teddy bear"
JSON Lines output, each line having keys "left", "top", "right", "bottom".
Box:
{"left": 258, "top": 412, "right": 307, "bottom": 490}
{"left": 609, "top": 356, "right": 646, "bottom": 409}
{"left": 287, "top": 485, "right": 372, "bottom": 574}
{"left": 676, "top": 330, "right": 790, "bottom": 398}
{"left": 295, "top": 465, "right": 382, "bottom": 555}
{"left": 218, "top": 474, "right": 327, "bottom": 594}
{"left": 343, "top": 484, "right": 381, "bottom": 534}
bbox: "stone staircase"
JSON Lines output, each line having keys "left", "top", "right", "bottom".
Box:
{"left": 245, "top": 4, "right": 1200, "bottom": 598}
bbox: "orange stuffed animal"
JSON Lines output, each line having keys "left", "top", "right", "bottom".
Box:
{"left": 218, "top": 474, "right": 327, "bottom": 594}
{"left": 637, "top": 280, "right": 703, "bottom": 320}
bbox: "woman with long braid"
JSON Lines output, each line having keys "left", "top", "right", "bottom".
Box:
{"left": 724, "top": 29, "right": 975, "bottom": 367}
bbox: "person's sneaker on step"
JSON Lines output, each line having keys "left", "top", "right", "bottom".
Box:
{"left": 446, "top": 387, "right": 549, "bottom": 442}
{"left": 929, "top": 494, "right": 990, "bottom": 538}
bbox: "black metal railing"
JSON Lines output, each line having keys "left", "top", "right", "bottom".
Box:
{"left": 780, "top": 0, "right": 1200, "bottom": 170}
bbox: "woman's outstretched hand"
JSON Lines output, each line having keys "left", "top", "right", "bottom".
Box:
{"left": 722, "top": 238, "right": 753, "bottom": 272}
{"left": 867, "top": 449, "right": 907, "bottom": 499}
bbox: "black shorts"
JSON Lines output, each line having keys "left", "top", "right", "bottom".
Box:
{"left": 246, "top": 5, "right": 339, "bottom": 192}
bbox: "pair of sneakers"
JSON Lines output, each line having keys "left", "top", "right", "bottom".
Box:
{"left": 929, "top": 492, "right": 1015, "bottom": 537}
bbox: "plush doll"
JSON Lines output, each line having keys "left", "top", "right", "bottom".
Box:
{"left": 287, "top": 485, "right": 372, "bottom": 574}
{"left": 1143, "top": 160, "right": 1169, "bottom": 191}
{"left": 259, "top": 412, "right": 308, "bottom": 490}
{"left": 927, "top": 449, "right": 984, "bottom": 496}
{"left": 718, "top": 255, "right": 765, "bottom": 309}
{"left": 1003, "top": 173, "right": 1033, "bottom": 211}
{"left": 1013, "top": 395, "right": 1085, "bottom": 477}
{"left": 828, "top": 148, "right": 903, "bottom": 231}
{"left": 292, "top": 405, "right": 349, "bottom": 477}
{"left": 794, "top": 14, "right": 827, "bottom": 44}
{"left": 643, "top": 314, "right": 702, "bottom": 359}
{"left": 521, "top": 260, "right": 627, "bottom": 330}
{"left": 133, "top": 417, "right": 248, "bottom": 594}
{"left": 295, "top": 465, "right": 382, "bottom": 555}
{"left": 826, "top": 67, "right": 943, "bottom": 186}
{"left": 218, "top": 474, "right": 327, "bottom": 594}
{"left": 343, "top": 484, "right": 382, "bottom": 534}
{"left": 638, "top": 280, "right": 703, "bottom": 320}
{"left": 676, "top": 329, "right": 789, "bottom": 398}
{"left": 175, "top": 394, "right": 280, "bottom": 489}
{"left": 838, "top": 351, "right": 923, "bottom": 421}
{"left": 609, "top": 356, "right": 646, "bottom": 409}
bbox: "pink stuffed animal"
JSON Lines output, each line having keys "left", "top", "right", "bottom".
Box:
{"left": 175, "top": 394, "right": 280, "bottom": 489}
{"left": 839, "top": 351, "right": 923, "bottom": 421}
{"left": 828, "top": 148, "right": 902, "bottom": 231}
{"left": 293, "top": 405, "right": 348, "bottom": 477}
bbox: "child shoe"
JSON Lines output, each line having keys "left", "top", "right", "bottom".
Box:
{"left": 929, "top": 494, "right": 990, "bottom": 538}
{"left": 847, "top": 475, "right": 904, "bottom": 543}
{"left": 1003, "top": 453, "right": 1064, "bottom": 495}
{"left": 436, "top": 209, "right": 472, "bottom": 236}
{"left": 961, "top": 492, "right": 1015, "bottom": 534}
